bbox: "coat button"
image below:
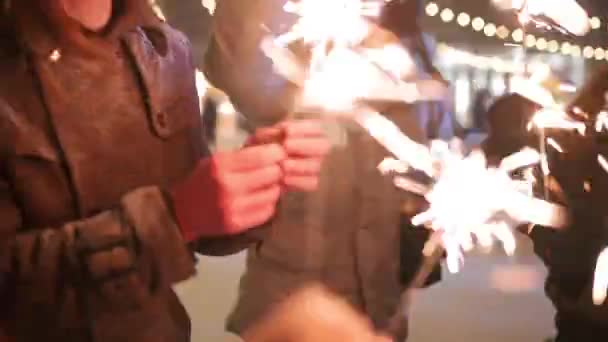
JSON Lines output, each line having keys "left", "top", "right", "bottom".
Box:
{"left": 156, "top": 112, "right": 167, "bottom": 128}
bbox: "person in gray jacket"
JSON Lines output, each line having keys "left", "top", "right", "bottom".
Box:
{"left": 203, "top": 0, "right": 440, "bottom": 340}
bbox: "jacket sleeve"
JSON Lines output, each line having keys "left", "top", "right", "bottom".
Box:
{"left": 0, "top": 171, "right": 195, "bottom": 318}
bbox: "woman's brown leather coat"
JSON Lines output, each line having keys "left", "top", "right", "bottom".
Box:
{"left": 0, "top": 1, "right": 247, "bottom": 341}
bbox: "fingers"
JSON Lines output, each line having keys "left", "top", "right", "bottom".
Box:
{"left": 226, "top": 164, "right": 283, "bottom": 194}
{"left": 218, "top": 144, "right": 286, "bottom": 172}
{"left": 281, "top": 120, "right": 332, "bottom": 157}
{"left": 282, "top": 158, "right": 323, "bottom": 176}
{"left": 232, "top": 185, "right": 282, "bottom": 214}
{"left": 281, "top": 119, "right": 327, "bottom": 138}
{"left": 284, "top": 136, "right": 332, "bottom": 157}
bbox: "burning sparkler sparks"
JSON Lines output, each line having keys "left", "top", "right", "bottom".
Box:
{"left": 596, "top": 112, "right": 608, "bottom": 133}
{"left": 528, "top": 108, "right": 587, "bottom": 135}
{"left": 263, "top": 0, "right": 570, "bottom": 276}
{"left": 594, "top": 247, "right": 608, "bottom": 305}
{"left": 262, "top": 0, "right": 447, "bottom": 112}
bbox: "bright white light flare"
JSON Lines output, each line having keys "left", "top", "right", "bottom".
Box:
{"left": 594, "top": 247, "right": 608, "bottom": 305}
{"left": 528, "top": 108, "right": 587, "bottom": 135}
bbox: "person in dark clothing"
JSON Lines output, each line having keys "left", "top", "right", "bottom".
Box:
{"left": 0, "top": 1, "right": 330, "bottom": 341}
{"left": 482, "top": 92, "right": 608, "bottom": 341}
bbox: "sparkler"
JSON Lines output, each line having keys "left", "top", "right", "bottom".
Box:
{"left": 379, "top": 142, "right": 568, "bottom": 273}
{"left": 263, "top": 0, "right": 571, "bottom": 274}
{"left": 594, "top": 247, "right": 608, "bottom": 305}
{"left": 263, "top": 0, "right": 608, "bottom": 331}
{"left": 596, "top": 112, "right": 608, "bottom": 133}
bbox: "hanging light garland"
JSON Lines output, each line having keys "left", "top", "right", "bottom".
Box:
{"left": 425, "top": 2, "right": 608, "bottom": 62}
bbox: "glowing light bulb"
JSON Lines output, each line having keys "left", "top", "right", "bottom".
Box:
{"left": 426, "top": 2, "right": 440, "bottom": 16}
{"left": 590, "top": 16, "right": 602, "bottom": 30}
{"left": 512, "top": 28, "right": 524, "bottom": 42}
{"left": 441, "top": 8, "right": 455, "bottom": 22}
{"left": 457, "top": 12, "right": 471, "bottom": 27}
{"left": 548, "top": 40, "right": 559, "bottom": 53}
{"left": 583, "top": 46, "right": 595, "bottom": 59}
{"left": 536, "top": 38, "right": 548, "bottom": 51}
{"left": 484, "top": 23, "right": 497, "bottom": 36}
{"left": 525, "top": 34, "right": 537, "bottom": 48}
{"left": 472, "top": 17, "right": 485, "bottom": 31}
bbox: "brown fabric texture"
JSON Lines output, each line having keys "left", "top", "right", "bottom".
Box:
{"left": 0, "top": 1, "right": 251, "bottom": 340}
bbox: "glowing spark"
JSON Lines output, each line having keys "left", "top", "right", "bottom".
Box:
{"left": 406, "top": 144, "right": 570, "bottom": 273}
{"left": 514, "top": 78, "right": 556, "bottom": 108}
{"left": 584, "top": 181, "right": 592, "bottom": 192}
{"left": 559, "top": 83, "right": 578, "bottom": 93}
{"left": 394, "top": 176, "right": 429, "bottom": 196}
{"left": 277, "top": 0, "right": 381, "bottom": 47}
{"left": 571, "top": 106, "right": 590, "bottom": 121}
{"left": 596, "top": 112, "right": 608, "bottom": 132}
{"left": 529, "top": 108, "right": 587, "bottom": 135}
{"left": 378, "top": 158, "right": 409, "bottom": 175}
{"left": 594, "top": 246, "right": 608, "bottom": 305}
{"left": 598, "top": 155, "right": 608, "bottom": 174}
{"left": 523, "top": 167, "right": 537, "bottom": 184}
{"left": 49, "top": 49, "right": 61, "bottom": 62}
{"left": 499, "top": 148, "right": 541, "bottom": 172}
{"left": 356, "top": 111, "right": 435, "bottom": 176}
{"left": 263, "top": 0, "right": 570, "bottom": 276}
{"left": 547, "top": 138, "right": 564, "bottom": 153}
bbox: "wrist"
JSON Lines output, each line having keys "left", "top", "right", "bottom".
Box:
{"left": 168, "top": 159, "right": 219, "bottom": 243}
{"left": 167, "top": 183, "right": 199, "bottom": 243}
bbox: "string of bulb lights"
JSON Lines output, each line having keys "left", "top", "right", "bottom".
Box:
{"left": 425, "top": 2, "right": 608, "bottom": 62}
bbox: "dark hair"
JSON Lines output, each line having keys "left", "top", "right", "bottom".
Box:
{"left": 482, "top": 93, "right": 542, "bottom": 162}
